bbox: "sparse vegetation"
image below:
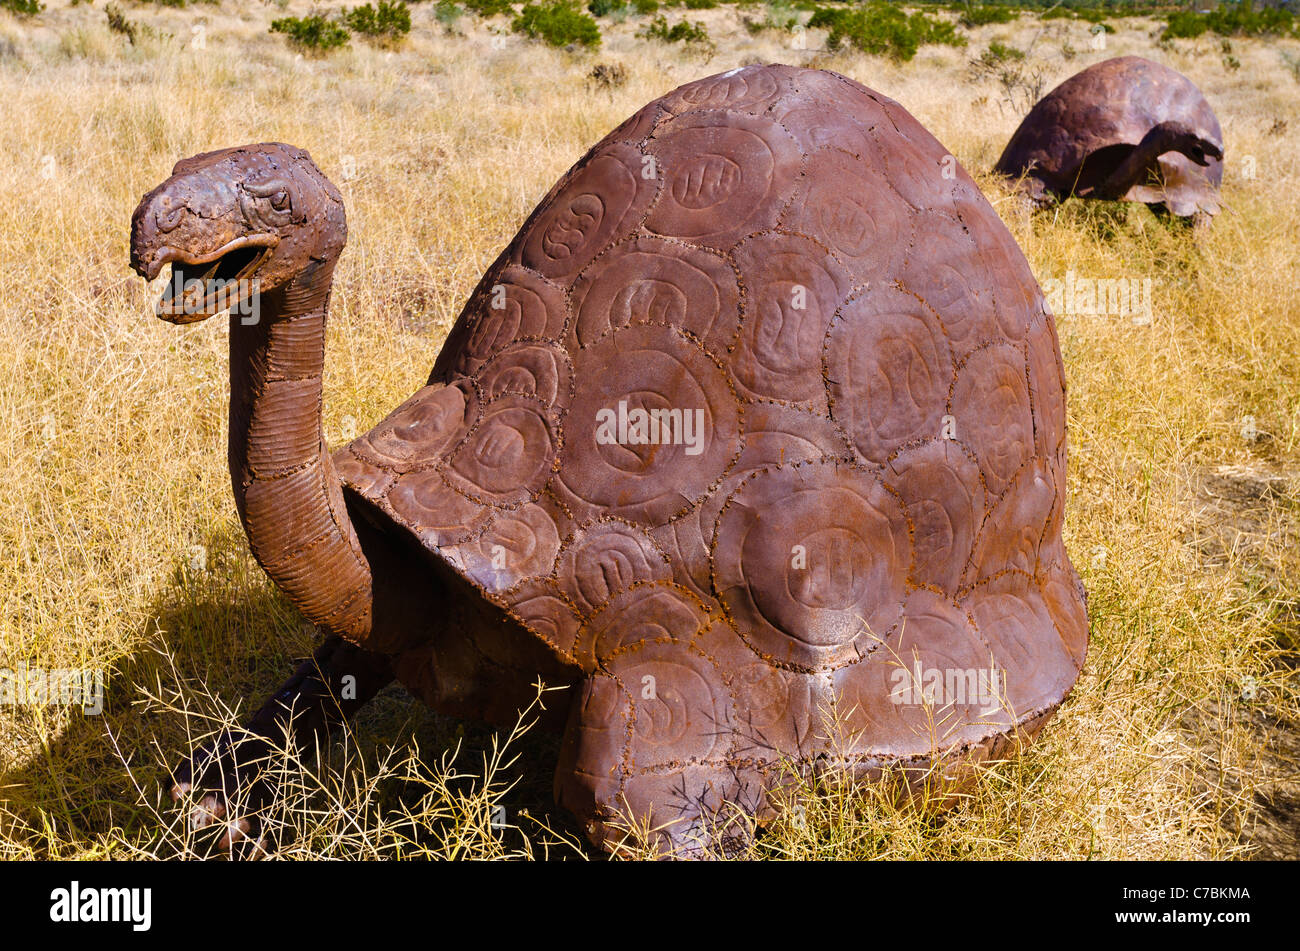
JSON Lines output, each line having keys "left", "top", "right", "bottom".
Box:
{"left": 0, "top": 0, "right": 42, "bottom": 16}
{"left": 638, "top": 12, "right": 710, "bottom": 44}
{"left": 957, "top": 2, "right": 1017, "bottom": 28}
{"left": 744, "top": 0, "right": 804, "bottom": 34}
{"left": 589, "top": 60, "right": 628, "bottom": 87}
{"left": 587, "top": 0, "right": 627, "bottom": 17}
{"left": 969, "top": 35, "right": 1045, "bottom": 110}
{"left": 433, "top": 0, "right": 465, "bottom": 28}
{"left": 105, "top": 3, "right": 139, "bottom": 43}
{"left": 1162, "top": 0, "right": 1298, "bottom": 41}
{"left": 807, "top": 2, "right": 966, "bottom": 62}
{"left": 983, "top": 39, "right": 1024, "bottom": 63}
{"left": 511, "top": 0, "right": 601, "bottom": 47}
{"left": 462, "top": 0, "right": 514, "bottom": 15}
{"left": 341, "top": 0, "right": 412, "bottom": 43}
{"left": 270, "top": 14, "right": 352, "bottom": 52}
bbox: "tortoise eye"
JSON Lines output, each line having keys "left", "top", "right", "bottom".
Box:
{"left": 157, "top": 204, "right": 185, "bottom": 233}
{"left": 270, "top": 190, "right": 290, "bottom": 212}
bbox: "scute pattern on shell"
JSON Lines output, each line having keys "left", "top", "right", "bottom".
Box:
{"left": 336, "top": 64, "right": 1087, "bottom": 854}
{"left": 994, "top": 55, "right": 1224, "bottom": 217}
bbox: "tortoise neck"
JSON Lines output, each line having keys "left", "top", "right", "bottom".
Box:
{"left": 227, "top": 258, "right": 335, "bottom": 479}
{"left": 227, "top": 256, "right": 374, "bottom": 643}
{"left": 1091, "top": 124, "right": 1176, "bottom": 200}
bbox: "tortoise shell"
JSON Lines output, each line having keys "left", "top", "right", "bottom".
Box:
{"left": 335, "top": 64, "right": 1088, "bottom": 852}
{"left": 995, "top": 56, "right": 1223, "bottom": 217}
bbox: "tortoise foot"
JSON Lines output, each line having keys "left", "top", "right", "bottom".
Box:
{"left": 170, "top": 635, "right": 395, "bottom": 858}
{"left": 171, "top": 728, "right": 276, "bottom": 858}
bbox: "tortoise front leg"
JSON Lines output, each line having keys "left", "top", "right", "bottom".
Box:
{"left": 554, "top": 633, "right": 757, "bottom": 859}
{"left": 172, "top": 634, "right": 395, "bottom": 855}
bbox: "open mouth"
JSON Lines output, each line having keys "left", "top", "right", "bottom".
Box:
{"left": 154, "top": 236, "right": 276, "bottom": 323}
{"left": 1193, "top": 143, "right": 1224, "bottom": 167}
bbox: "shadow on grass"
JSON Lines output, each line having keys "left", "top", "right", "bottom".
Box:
{"left": 0, "top": 556, "right": 589, "bottom": 859}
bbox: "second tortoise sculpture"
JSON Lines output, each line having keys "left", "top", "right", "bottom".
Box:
{"left": 996, "top": 56, "right": 1224, "bottom": 222}
{"left": 130, "top": 63, "right": 1088, "bottom": 857}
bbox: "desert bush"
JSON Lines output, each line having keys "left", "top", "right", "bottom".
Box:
{"left": 588, "top": 61, "right": 627, "bottom": 86}
{"left": 969, "top": 34, "right": 1045, "bottom": 111}
{"left": 1, "top": 0, "right": 42, "bottom": 15}
{"left": 808, "top": 3, "right": 966, "bottom": 61}
{"left": 958, "top": 3, "right": 1016, "bottom": 28}
{"left": 1162, "top": 10, "right": 1209, "bottom": 39}
{"left": 587, "top": 0, "right": 626, "bottom": 17}
{"left": 104, "top": 2, "right": 170, "bottom": 44}
{"left": 745, "top": 0, "right": 803, "bottom": 33}
{"left": 105, "top": 3, "right": 139, "bottom": 42}
{"left": 512, "top": 1, "right": 601, "bottom": 47}
{"left": 464, "top": 0, "right": 515, "bottom": 14}
{"left": 632, "top": 0, "right": 658, "bottom": 11}
{"left": 982, "top": 38, "right": 1024, "bottom": 63}
{"left": 1163, "top": 1, "right": 1297, "bottom": 41}
{"left": 270, "top": 15, "right": 352, "bottom": 52}
{"left": 342, "top": 0, "right": 412, "bottom": 41}
{"left": 433, "top": 0, "right": 465, "bottom": 27}
{"left": 638, "top": 13, "right": 709, "bottom": 42}
{"left": 1283, "top": 48, "right": 1300, "bottom": 82}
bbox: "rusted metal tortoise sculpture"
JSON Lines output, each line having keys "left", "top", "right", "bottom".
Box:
{"left": 130, "top": 63, "right": 1088, "bottom": 857}
{"left": 995, "top": 56, "right": 1223, "bottom": 221}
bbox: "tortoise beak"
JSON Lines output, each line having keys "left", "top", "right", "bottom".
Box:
{"left": 151, "top": 236, "right": 278, "bottom": 324}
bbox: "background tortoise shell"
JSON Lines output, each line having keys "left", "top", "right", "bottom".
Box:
{"left": 995, "top": 55, "right": 1223, "bottom": 217}
{"left": 333, "top": 63, "right": 1088, "bottom": 850}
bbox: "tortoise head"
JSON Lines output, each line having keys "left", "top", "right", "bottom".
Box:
{"left": 1153, "top": 120, "right": 1224, "bottom": 167}
{"left": 129, "top": 143, "right": 346, "bottom": 323}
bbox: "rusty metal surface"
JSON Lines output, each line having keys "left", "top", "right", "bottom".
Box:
{"left": 133, "top": 64, "right": 1087, "bottom": 857}
{"left": 994, "top": 56, "right": 1224, "bottom": 218}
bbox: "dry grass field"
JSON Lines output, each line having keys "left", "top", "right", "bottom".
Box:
{"left": 1, "top": 0, "right": 1298, "bottom": 859}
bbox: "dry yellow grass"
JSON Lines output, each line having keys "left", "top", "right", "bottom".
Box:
{"left": 1, "top": 1, "right": 1298, "bottom": 859}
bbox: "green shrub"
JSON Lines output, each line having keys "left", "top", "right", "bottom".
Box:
{"left": 983, "top": 39, "right": 1024, "bottom": 62}
{"left": 681, "top": 0, "right": 717, "bottom": 8}
{"left": 746, "top": 0, "right": 802, "bottom": 33}
{"left": 638, "top": 12, "right": 709, "bottom": 42}
{"left": 587, "top": 0, "right": 626, "bottom": 15}
{"left": 958, "top": 3, "right": 1016, "bottom": 28}
{"left": 270, "top": 15, "right": 352, "bottom": 52}
{"left": 342, "top": 0, "right": 412, "bottom": 39}
{"left": 1162, "top": 1, "right": 1297, "bottom": 41}
{"left": 434, "top": 0, "right": 465, "bottom": 26}
{"left": 1161, "top": 10, "right": 1208, "bottom": 39}
{"left": 464, "top": 0, "right": 515, "bottom": 16}
{"left": 105, "top": 2, "right": 168, "bottom": 42}
{"left": 1, "top": 0, "right": 43, "bottom": 15}
{"left": 512, "top": 1, "right": 602, "bottom": 47}
{"left": 808, "top": 3, "right": 966, "bottom": 61}
{"left": 632, "top": 0, "right": 658, "bottom": 12}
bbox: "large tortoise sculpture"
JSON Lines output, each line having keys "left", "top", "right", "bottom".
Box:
{"left": 129, "top": 63, "right": 1088, "bottom": 857}
{"left": 995, "top": 56, "right": 1224, "bottom": 222}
